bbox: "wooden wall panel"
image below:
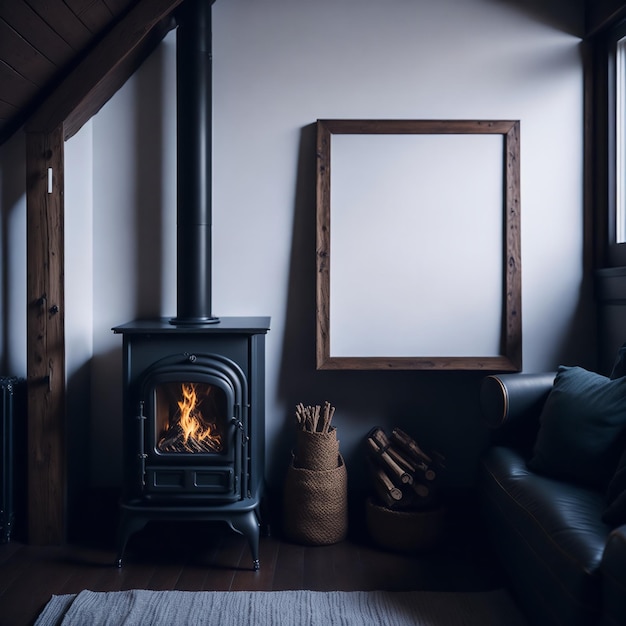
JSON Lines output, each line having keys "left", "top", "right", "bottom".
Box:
{"left": 24, "top": 0, "right": 93, "bottom": 50}
{"left": 0, "top": 20, "right": 56, "bottom": 86}
{"left": 0, "top": 2, "right": 74, "bottom": 67}
{"left": 26, "top": 127, "right": 66, "bottom": 544}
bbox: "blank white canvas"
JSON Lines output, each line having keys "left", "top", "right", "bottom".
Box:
{"left": 329, "top": 133, "right": 504, "bottom": 357}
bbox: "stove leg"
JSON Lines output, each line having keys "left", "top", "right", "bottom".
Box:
{"left": 259, "top": 493, "right": 272, "bottom": 537}
{"left": 115, "top": 510, "right": 149, "bottom": 568}
{"left": 229, "top": 510, "right": 260, "bottom": 570}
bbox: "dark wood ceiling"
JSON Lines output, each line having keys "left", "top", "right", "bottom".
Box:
{"left": 1, "top": 1, "right": 625, "bottom": 150}
{"left": 0, "top": 0, "right": 180, "bottom": 147}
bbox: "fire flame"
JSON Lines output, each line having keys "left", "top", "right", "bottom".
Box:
{"left": 177, "top": 383, "right": 221, "bottom": 447}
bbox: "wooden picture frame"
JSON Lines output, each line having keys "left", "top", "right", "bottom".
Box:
{"left": 315, "top": 119, "right": 521, "bottom": 371}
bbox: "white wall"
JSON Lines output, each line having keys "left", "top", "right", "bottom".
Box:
{"left": 1, "top": 0, "right": 590, "bottom": 500}
{"left": 0, "top": 131, "right": 26, "bottom": 377}
{"left": 65, "top": 122, "right": 94, "bottom": 512}
{"left": 66, "top": 122, "right": 94, "bottom": 381}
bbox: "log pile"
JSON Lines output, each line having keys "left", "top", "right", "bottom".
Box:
{"left": 365, "top": 427, "right": 445, "bottom": 510}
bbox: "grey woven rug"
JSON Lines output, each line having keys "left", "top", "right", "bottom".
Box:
{"left": 34, "top": 588, "right": 528, "bottom": 625}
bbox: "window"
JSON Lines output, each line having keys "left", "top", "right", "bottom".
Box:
{"left": 615, "top": 34, "right": 626, "bottom": 244}
{"left": 602, "top": 19, "right": 626, "bottom": 266}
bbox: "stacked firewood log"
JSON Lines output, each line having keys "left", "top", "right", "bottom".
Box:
{"left": 365, "top": 427, "right": 445, "bottom": 510}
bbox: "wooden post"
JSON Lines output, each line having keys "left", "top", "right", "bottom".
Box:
{"left": 25, "top": 127, "right": 66, "bottom": 544}
{"left": 20, "top": 0, "right": 183, "bottom": 546}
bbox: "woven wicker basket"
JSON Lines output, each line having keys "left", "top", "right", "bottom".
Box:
{"left": 365, "top": 497, "right": 445, "bottom": 553}
{"left": 283, "top": 453, "right": 348, "bottom": 545}
{"left": 294, "top": 428, "right": 339, "bottom": 471}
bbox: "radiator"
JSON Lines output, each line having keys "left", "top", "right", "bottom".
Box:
{"left": 1, "top": 377, "right": 19, "bottom": 543}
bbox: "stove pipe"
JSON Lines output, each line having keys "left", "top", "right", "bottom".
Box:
{"left": 171, "top": 0, "right": 219, "bottom": 325}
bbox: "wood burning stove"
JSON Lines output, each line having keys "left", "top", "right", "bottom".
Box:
{"left": 113, "top": 317, "right": 269, "bottom": 569}
{"left": 112, "top": 0, "right": 270, "bottom": 570}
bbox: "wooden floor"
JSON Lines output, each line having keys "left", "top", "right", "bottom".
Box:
{"left": 0, "top": 515, "right": 507, "bottom": 626}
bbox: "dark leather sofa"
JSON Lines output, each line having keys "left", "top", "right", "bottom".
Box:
{"left": 479, "top": 371, "right": 626, "bottom": 626}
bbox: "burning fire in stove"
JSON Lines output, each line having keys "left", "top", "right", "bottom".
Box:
{"left": 157, "top": 382, "right": 223, "bottom": 454}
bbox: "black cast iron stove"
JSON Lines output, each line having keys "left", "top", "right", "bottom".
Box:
{"left": 112, "top": 0, "right": 270, "bottom": 570}
{"left": 112, "top": 317, "right": 269, "bottom": 570}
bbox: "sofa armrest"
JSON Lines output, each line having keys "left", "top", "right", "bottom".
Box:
{"left": 601, "top": 525, "right": 626, "bottom": 626}
{"left": 480, "top": 372, "right": 555, "bottom": 429}
{"left": 480, "top": 373, "right": 555, "bottom": 449}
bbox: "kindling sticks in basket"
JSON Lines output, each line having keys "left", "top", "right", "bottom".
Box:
{"left": 293, "top": 402, "right": 339, "bottom": 471}
{"left": 284, "top": 401, "right": 348, "bottom": 545}
{"left": 295, "top": 401, "right": 335, "bottom": 433}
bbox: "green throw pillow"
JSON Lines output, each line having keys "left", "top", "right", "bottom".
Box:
{"left": 528, "top": 366, "right": 626, "bottom": 489}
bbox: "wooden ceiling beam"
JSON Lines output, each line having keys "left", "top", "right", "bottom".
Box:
{"left": 25, "top": 0, "right": 183, "bottom": 141}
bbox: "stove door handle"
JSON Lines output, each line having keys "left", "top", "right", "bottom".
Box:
{"left": 137, "top": 401, "right": 147, "bottom": 488}
{"left": 231, "top": 417, "right": 249, "bottom": 443}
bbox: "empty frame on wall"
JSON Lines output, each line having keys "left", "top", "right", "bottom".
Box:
{"left": 315, "top": 119, "right": 521, "bottom": 371}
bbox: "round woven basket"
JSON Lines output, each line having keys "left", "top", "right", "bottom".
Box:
{"left": 365, "top": 497, "right": 445, "bottom": 553}
{"left": 294, "top": 428, "right": 339, "bottom": 471}
{"left": 283, "top": 454, "right": 348, "bottom": 545}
